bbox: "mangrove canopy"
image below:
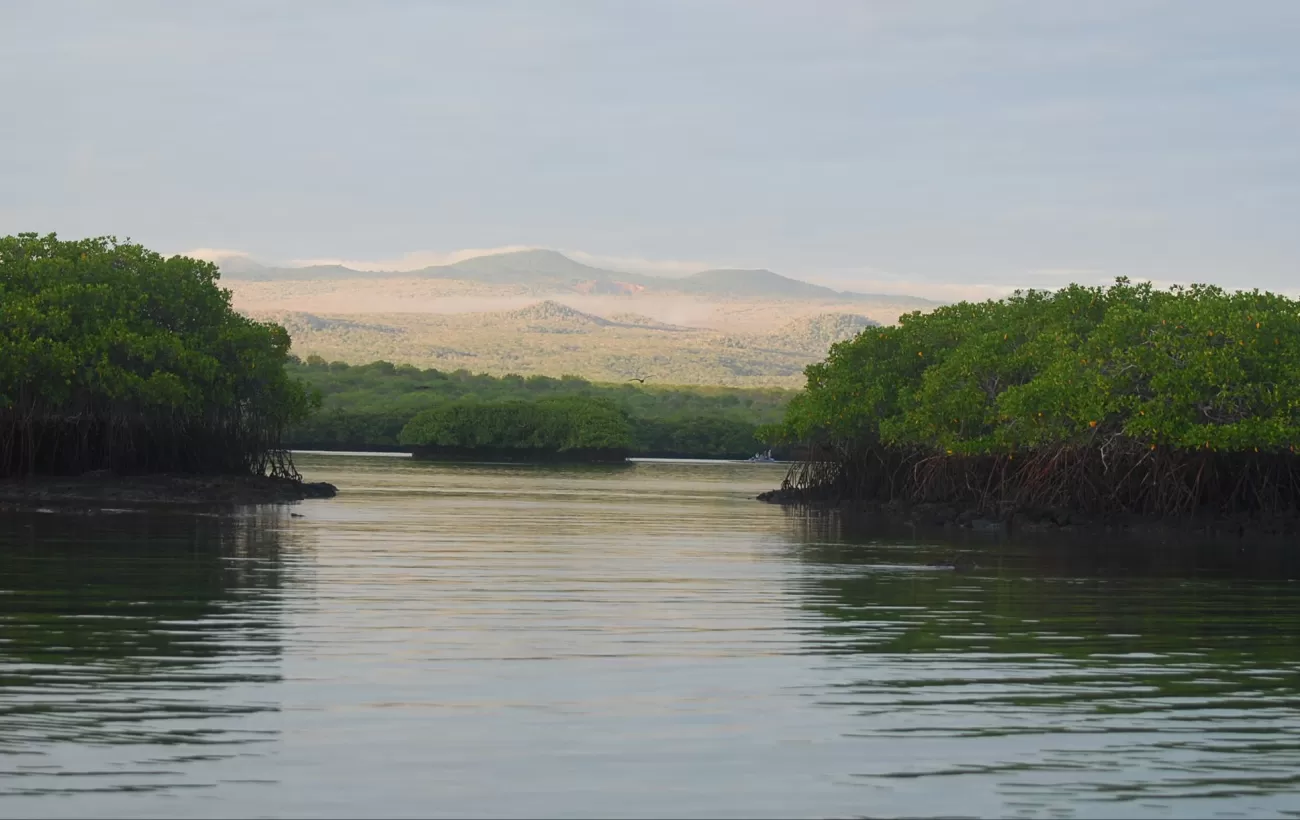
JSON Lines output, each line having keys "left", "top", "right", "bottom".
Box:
{"left": 399, "top": 396, "right": 633, "bottom": 462}
{"left": 765, "top": 278, "right": 1300, "bottom": 519}
{"left": 0, "top": 233, "right": 313, "bottom": 478}
{"left": 282, "top": 359, "right": 789, "bottom": 459}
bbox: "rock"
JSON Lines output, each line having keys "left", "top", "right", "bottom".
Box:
{"left": 300, "top": 481, "right": 338, "bottom": 499}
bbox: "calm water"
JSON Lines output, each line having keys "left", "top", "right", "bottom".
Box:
{"left": 2, "top": 455, "right": 1300, "bottom": 819}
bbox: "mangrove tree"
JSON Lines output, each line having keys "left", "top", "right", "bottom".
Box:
{"left": 0, "top": 233, "right": 313, "bottom": 478}
{"left": 399, "top": 396, "right": 633, "bottom": 462}
{"left": 765, "top": 279, "right": 1300, "bottom": 520}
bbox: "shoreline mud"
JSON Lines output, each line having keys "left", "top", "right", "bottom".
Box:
{"left": 757, "top": 487, "right": 1300, "bottom": 540}
{"left": 0, "top": 473, "right": 337, "bottom": 511}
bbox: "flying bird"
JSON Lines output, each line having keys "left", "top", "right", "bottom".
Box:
{"left": 628, "top": 377, "right": 646, "bottom": 384}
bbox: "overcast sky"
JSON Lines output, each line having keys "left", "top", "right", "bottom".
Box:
{"left": 3, "top": 1, "right": 1298, "bottom": 294}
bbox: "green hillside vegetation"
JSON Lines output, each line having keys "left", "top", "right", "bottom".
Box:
{"left": 766, "top": 278, "right": 1300, "bottom": 520}
{"left": 0, "top": 233, "right": 311, "bottom": 478}
{"left": 399, "top": 396, "right": 633, "bottom": 462}
{"left": 286, "top": 359, "right": 793, "bottom": 459}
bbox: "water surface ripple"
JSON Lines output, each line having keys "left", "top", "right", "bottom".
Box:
{"left": 2, "top": 455, "right": 1299, "bottom": 818}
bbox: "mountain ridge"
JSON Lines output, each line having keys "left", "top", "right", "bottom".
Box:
{"left": 675, "top": 268, "right": 843, "bottom": 300}
{"left": 214, "top": 248, "right": 938, "bottom": 306}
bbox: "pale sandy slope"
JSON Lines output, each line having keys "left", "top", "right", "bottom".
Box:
{"left": 228, "top": 277, "right": 921, "bottom": 387}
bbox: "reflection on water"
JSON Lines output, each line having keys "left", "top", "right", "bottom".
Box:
{"left": 0, "top": 509, "right": 291, "bottom": 803}
{"left": 789, "top": 522, "right": 1300, "bottom": 813}
{"left": 2, "top": 455, "right": 1299, "bottom": 818}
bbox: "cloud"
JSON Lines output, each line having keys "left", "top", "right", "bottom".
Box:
{"left": 1020, "top": 268, "right": 1111, "bottom": 284}
{"left": 182, "top": 247, "right": 253, "bottom": 261}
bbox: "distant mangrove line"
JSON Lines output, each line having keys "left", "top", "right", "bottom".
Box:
{"left": 284, "top": 359, "right": 793, "bottom": 459}
{"left": 1, "top": 233, "right": 313, "bottom": 478}
{"left": 763, "top": 279, "right": 1300, "bottom": 521}
{"left": 400, "top": 396, "right": 632, "bottom": 462}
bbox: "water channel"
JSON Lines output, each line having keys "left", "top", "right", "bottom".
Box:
{"left": 2, "top": 454, "right": 1298, "bottom": 818}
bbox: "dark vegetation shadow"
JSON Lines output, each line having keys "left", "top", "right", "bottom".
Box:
{"left": 0, "top": 508, "right": 295, "bottom": 750}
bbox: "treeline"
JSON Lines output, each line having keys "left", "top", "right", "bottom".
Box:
{"left": 285, "top": 358, "right": 794, "bottom": 459}
{"left": 765, "top": 279, "right": 1300, "bottom": 519}
{"left": 401, "top": 396, "right": 632, "bottom": 462}
{"left": 1, "top": 234, "right": 312, "bottom": 478}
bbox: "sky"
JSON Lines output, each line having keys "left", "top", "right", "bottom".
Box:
{"left": 3, "top": 0, "right": 1298, "bottom": 297}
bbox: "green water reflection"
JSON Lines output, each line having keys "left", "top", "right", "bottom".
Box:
{"left": 785, "top": 508, "right": 1300, "bottom": 809}
{"left": 0, "top": 509, "right": 289, "bottom": 797}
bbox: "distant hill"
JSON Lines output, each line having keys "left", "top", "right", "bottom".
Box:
{"left": 675, "top": 269, "right": 843, "bottom": 300}
{"left": 670, "top": 269, "right": 935, "bottom": 306}
{"left": 425, "top": 249, "right": 650, "bottom": 287}
{"left": 205, "top": 255, "right": 270, "bottom": 277}
{"left": 606, "top": 312, "right": 690, "bottom": 330}
{"left": 214, "top": 248, "right": 938, "bottom": 306}
{"left": 766, "top": 312, "right": 879, "bottom": 352}
{"left": 263, "top": 312, "right": 405, "bottom": 336}
{"left": 220, "top": 262, "right": 368, "bottom": 281}
{"left": 503, "top": 300, "right": 611, "bottom": 327}
{"left": 243, "top": 301, "right": 862, "bottom": 387}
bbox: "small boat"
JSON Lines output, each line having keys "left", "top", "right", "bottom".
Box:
{"left": 746, "top": 449, "right": 777, "bottom": 463}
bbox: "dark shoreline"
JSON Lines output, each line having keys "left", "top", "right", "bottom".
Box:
{"left": 757, "top": 487, "right": 1300, "bottom": 540}
{"left": 288, "top": 443, "right": 790, "bottom": 461}
{"left": 0, "top": 473, "right": 337, "bottom": 511}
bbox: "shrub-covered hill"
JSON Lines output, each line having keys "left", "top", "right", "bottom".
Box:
{"left": 504, "top": 300, "right": 611, "bottom": 326}
{"left": 767, "top": 313, "right": 879, "bottom": 353}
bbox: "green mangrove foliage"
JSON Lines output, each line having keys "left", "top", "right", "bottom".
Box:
{"left": 767, "top": 279, "right": 1300, "bottom": 517}
{"left": 399, "top": 396, "right": 633, "bottom": 461}
{"left": 630, "top": 416, "right": 769, "bottom": 459}
{"left": 0, "top": 233, "right": 313, "bottom": 477}
{"left": 285, "top": 359, "right": 791, "bottom": 458}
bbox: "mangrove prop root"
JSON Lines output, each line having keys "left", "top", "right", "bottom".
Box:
{"left": 780, "top": 442, "right": 1300, "bottom": 519}
{"left": 0, "top": 409, "right": 301, "bottom": 480}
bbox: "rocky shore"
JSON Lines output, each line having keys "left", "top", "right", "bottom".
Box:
{"left": 0, "top": 473, "right": 337, "bottom": 511}
{"left": 757, "top": 487, "right": 1300, "bottom": 539}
